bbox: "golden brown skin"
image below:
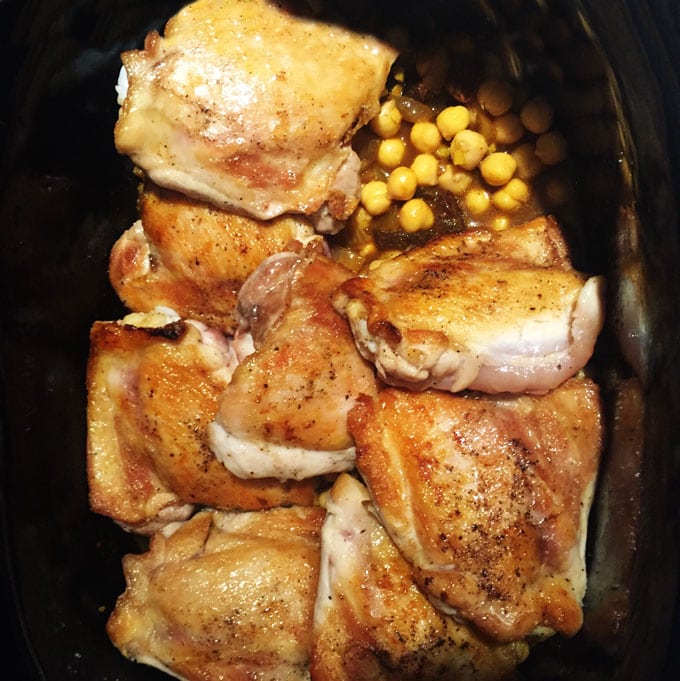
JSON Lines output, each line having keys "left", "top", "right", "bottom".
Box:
{"left": 107, "top": 506, "right": 325, "bottom": 681}
{"left": 312, "top": 474, "right": 529, "bottom": 681}
{"left": 114, "top": 0, "right": 396, "bottom": 219}
{"left": 333, "top": 217, "right": 605, "bottom": 394}
{"left": 209, "top": 250, "right": 379, "bottom": 480}
{"left": 349, "top": 378, "right": 603, "bottom": 642}
{"left": 109, "top": 183, "right": 314, "bottom": 335}
{"left": 87, "top": 315, "right": 317, "bottom": 534}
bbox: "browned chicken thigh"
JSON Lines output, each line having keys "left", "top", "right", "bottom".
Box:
{"left": 109, "top": 182, "right": 315, "bottom": 335}
{"left": 333, "top": 217, "right": 604, "bottom": 394}
{"left": 90, "top": 0, "right": 614, "bottom": 677}
{"left": 312, "top": 473, "right": 529, "bottom": 681}
{"left": 208, "top": 246, "right": 379, "bottom": 481}
{"left": 114, "top": 0, "right": 396, "bottom": 221}
{"left": 87, "top": 310, "right": 316, "bottom": 534}
{"left": 349, "top": 378, "right": 603, "bottom": 642}
{"left": 107, "top": 505, "right": 325, "bottom": 681}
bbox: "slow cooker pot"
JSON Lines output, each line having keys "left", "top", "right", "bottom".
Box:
{"left": 1, "top": 0, "right": 679, "bottom": 679}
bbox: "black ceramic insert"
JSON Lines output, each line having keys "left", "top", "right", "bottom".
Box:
{"left": 1, "top": 1, "right": 678, "bottom": 679}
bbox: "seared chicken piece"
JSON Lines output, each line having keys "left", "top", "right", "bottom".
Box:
{"left": 87, "top": 309, "right": 316, "bottom": 534}
{"left": 333, "top": 217, "right": 605, "bottom": 394}
{"left": 209, "top": 247, "right": 379, "bottom": 481}
{"left": 349, "top": 378, "right": 603, "bottom": 642}
{"left": 209, "top": 247, "right": 377, "bottom": 480}
{"left": 107, "top": 505, "right": 324, "bottom": 681}
{"left": 312, "top": 473, "right": 529, "bottom": 681}
{"left": 109, "top": 182, "right": 315, "bottom": 335}
{"left": 114, "top": 0, "right": 396, "bottom": 221}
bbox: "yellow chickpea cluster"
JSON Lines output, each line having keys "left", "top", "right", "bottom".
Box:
{"left": 358, "top": 75, "right": 569, "bottom": 238}
{"left": 328, "top": 52, "right": 575, "bottom": 275}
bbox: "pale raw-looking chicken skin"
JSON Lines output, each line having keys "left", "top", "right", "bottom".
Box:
{"left": 114, "top": 0, "right": 397, "bottom": 221}
{"left": 312, "top": 473, "right": 529, "bottom": 681}
{"left": 208, "top": 246, "right": 379, "bottom": 481}
{"left": 109, "top": 182, "right": 315, "bottom": 335}
{"left": 333, "top": 217, "right": 605, "bottom": 394}
{"left": 107, "top": 506, "right": 325, "bottom": 681}
{"left": 349, "top": 378, "right": 603, "bottom": 642}
{"left": 87, "top": 310, "right": 316, "bottom": 534}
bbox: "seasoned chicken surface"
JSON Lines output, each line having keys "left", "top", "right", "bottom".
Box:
{"left": 333, "top": 217, "right": 605, "bottom": 394}
{"left": 312, "top": 473, "right": 529, "bottom": 681}
{"left": 109, "top": 182, "right": 315, "bottom": 335}
{"left": 114, "top": 0, "right": 397, "bottom": 220}
{"left": 349, "top": 378, "right": 603, "bottom": 642}
{"left": 208, "top": 247, "right": 379, "bottom": 481}
{"left": 87, "top": 310, "right": 316, "bottom": 534}
{"left": 90, "top": 0, "right": 613, "bottom": 676}
{"left": 107, "top": 506, "right": 324, "bottom": 681}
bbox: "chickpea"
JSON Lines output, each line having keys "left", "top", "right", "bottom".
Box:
{"left": 436, "top": 105, "right": 470, "bottom": 140}
{"left": 475, "top": 110, "right": 496, "bottom": 146}
{"left": 492, "top": 178, "right": 529, "bottom": 211}
{"left": 535, "top": 131, "right": 568, "bottom": 165}
{"left": 360, "top": 180, "right": 391, "bottom": 216}
{"left": 359, "top": 242, "right": 378, "bottom": 258}
{"left": 410, "top": 121, "right": 442, "bottom": 153}
{"left": 398, "top": 198, "right": 435, "bottom": 232}
{"left": 491, "top": 189, "right": 520, "bottom": 212}
{"left": 520, "top": 96, "right": 554, "bottom": 134}
{"left": 511, "top": 142, "right": 543, "bottom": 180}
{"left": 494, "top": 112, "right": 524, "bottom": 145}
{"left": 438, "top": 164, "right": 473, "bottom": 195}
{"left": 465, "top": 187, "right": 490, "bottom": 215}
{"left": 479, "top": 152, "right": 517, "bottom": 186}
{"left": 410, "top": 153, "right": 439, "bottom": 186}
{"left": 377, "top": 138, "right": 407, "bottom": 168}
{"left": 450, "top": 129, "right": 488, "bottom": 170}
{"left": 545, "top": 177, "right": 572, "bottom": 205}
{"left": 387, "top": 166, "right": 418, "bottom": 201}
{"left": 491, "top": 215, "right": 511, "bottom": 231}
{"left": 477, "top": 78, "right": 514, "bottom": 117}
{"left": 505, "top": 177, "right": 530, "bottom": 202}
{"left": 370, "top": 99, "right": 402, "bottom": 138}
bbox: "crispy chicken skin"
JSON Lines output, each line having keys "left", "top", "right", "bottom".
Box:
{"left": 333, "top": 217, "right": 605, "bottom": 394}
{"left": 312, "top": 473, "right": 529, "bottom": 681}
{"left": 349, "top": 378, "right": 603, "bottom": 642}
{"left": 208, "top": 247, "right": 379, "bottom": 481}
{"left": 114, "top": 0, "right": 397, "bottom": 220}
{"left": 109, "top": 182, "right": 315, "bottom": 335}
{"left": 107, "top": 506, "right": 324, "bottom": 681}
{"left": 87, "top": 312, "right": 316, "bottom": 534}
